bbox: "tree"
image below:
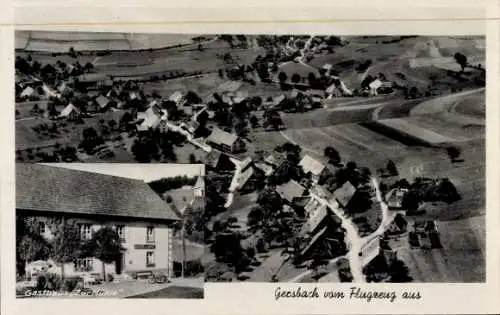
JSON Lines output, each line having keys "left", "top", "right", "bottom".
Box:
{"left": 278, "top": 71, "right": 288, "bottom": 83}
{"left": 324, "top": 146, "right": 341, "bottom": 165}
{"left": 16, "top": 216, "right": 52, "bottom": 277}
{"left": 218, "top": 69, "right": 224, "bottom": 78}
{"left": 386, "top": 160, "right": 399, "bottom": 176}
{"left": 250, "top": 115, "right": 259, "bottom": 128}
{"left": 447, "top": 146, "right": 461, "bottom": 162}
{"left": 388, "top": 259, "right": 412, "bottom": 282}
{"left": 84, "top": 227, "right": 124, "bottom": 281}
{"left": 454, "top": 52, "right": 468, "bottom": 72}
{"left": 307, "top": 72, "right": 317, "bottom": 88}
{"left": 84, "top": 62, "right": 94, "bottom": 73}
{"left": 131, "top": 138, "right": 152, "bottom": 163}
{"left": 291, "top": 73, "right": 301, "bottom": 84}
{"left": 79, "top": 127, "right": 104, "bottom": 154}
{"left": 119, "top": 112, "right": 134, "bottom": 132}
{"left": 49, "top": 219, "right": 83, "bottom": 281}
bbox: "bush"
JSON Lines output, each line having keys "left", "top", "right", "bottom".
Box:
{"left": 62, "top": 277, "right": 80, "bottom": 292}
{"left": 106, "top": 274, "right": 114, "bottom": 282}
{"left": 173, "top": 259, "right": 204, "bottom": 277}
{"left": 36, "top": 272, "right": 62, "bottom": 291}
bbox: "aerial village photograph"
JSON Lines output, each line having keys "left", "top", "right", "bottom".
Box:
{"left": 15, "top": 163, "right": 205, "bottom": 298}
{"left": 13, "top": 31, "right": 485, "bottom": 284}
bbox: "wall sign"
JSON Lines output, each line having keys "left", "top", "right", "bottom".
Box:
{"left": 134, "top": 244, "right": 156, "bottom": 250}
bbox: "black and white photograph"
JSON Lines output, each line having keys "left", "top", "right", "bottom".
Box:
{"left": 12, "top": 31, "right": 486, "bottom": 285}
{"left": 15, "top": 163, "right": 205, "bottom": 298}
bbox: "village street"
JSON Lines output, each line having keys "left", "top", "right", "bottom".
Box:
{"left": 286, "top": 176, "right": 395, "bottom": 283}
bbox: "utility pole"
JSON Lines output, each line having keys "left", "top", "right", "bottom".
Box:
{"left": 181, "top": 214, "right": 186, "bottom": 278}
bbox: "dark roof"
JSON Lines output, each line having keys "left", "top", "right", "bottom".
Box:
{"left": 16, "top": 164, "right": 179, "bottom": 222}
{"left": 276, "top": 180, "right": 306, "bottom": 203}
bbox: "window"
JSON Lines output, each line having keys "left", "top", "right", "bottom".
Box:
{"left": 75, "top": 258, "right": 93, "bottom": 272}
{"left": 146, "top": 252, "right": 155, "bottom": 267}
{"left": 78, "top": 224, "right": 92, "bottom": 240}
{"left": 38, "top": 221, "right": 46, "bottom": 234}
{"left": 146, "top": 227, "right": 155, "bottom": 243}
{"left": 116, "top": 225, "right": 125, "bottom": 241}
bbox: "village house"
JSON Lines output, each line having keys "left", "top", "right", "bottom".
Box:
{"left": 385, "top": 188, "right": 409, "bottom": 210}
{"left": 94, "top": 95, "right": 113, "bottom": 112}
{"left": 206, "top": 127, "right": 246, "bottom": 154}
{"left": 204, "top": 151, "right": 233, "bottom": 173}
{"left": 276, "top": 180, "right": 307, "bottom": 204}
{"left": 333, "top": 181, "right": 357, "bottom": 210}
{"left": 299, "top": 155, "right": 327, "bottom": 183}
{"left": 58, "top": 103, "right": 83, "bottom": 121}
{"left": 409, "top": 220, "right": 441, "bottom": 249}
{"left": 19, "top": 86, "right": 40, "bottom": 100}
{"left": 298, "top": 195, "right": 345, "bottom": 261}
{"left": 169, "top": 91, "right": 185, "bottom": 107}
{"left": 17, "top": 164, "right": 180, "bottom": 279}
{"left": 137, "top": 106, "right": 162, "bottom": 132}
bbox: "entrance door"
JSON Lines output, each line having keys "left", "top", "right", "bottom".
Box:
{"left": 115, "top": 254, "right": 123, "bottom": 275}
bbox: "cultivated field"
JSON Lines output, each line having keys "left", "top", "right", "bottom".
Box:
{"left": 16, "top": 31, "right": 199, "bottom": 52}
{"left": 399, "top": 215, "right": 485, "bottom": 282}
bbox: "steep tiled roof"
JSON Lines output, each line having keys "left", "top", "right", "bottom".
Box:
{"left": 16, "top": 164, "right": 179, "bottom": 222}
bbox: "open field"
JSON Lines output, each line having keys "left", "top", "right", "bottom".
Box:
{"left": 16, "top": 110, "right": 124, "bottom": 151}
{"left": 452, "top": 91, "right": 485, "bottom": 118}
{"left": 398, "top": 215, "right": 485, "bottom": 282}
{"left": 307, "top": 36, "right": 485, "bottom": 92}
{"left": 16, "top": 31, "right": 199, "bottom": 52}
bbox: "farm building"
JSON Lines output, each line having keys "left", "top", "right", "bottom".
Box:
{"left": 263, "top": 152, "right": 287, "bottom": 169}
{"left": 409, "top": 220, "right": 442, "bottom": 249}
{"left": 368, "top": 79, "right": 383, "bottom": 95}
{"left": 169, "top": 91, "right": 185, "bottom": 106}
{"left": 137, "top": 107, "right": 162, "bottom": 132}
{"left": 254, "top": 162, "right": 274, "bottom": 176}
{"left": 17, "top": 163, "right": 180, "bottom": 278}
{"left": 276, "top": 180, "right": 306, "bottom": 203}
{"left": 58, "top": 103, "right": 82, "bottom": 121}
{"left": 94, "top": 95, "right": 113, "bottom": 111}
{"left": 19, "top": 86, "right": 39, "bottom": 99}
{"left": 385, "top": 188, "right": 409, "bottom": 210}
{"left": 298, "top": 202, "right": 345, "bottom": 261}
{"left": 333, "top": 181, "right": 357, "bottom": 209}
{"left": 271, "top": 94, "right": 287, "bottom": 109}
{"left": 206, "top": 127, "right": 246, "bottom": 154}
{"left": 299, "top": 155, "right": 326, "bottom": 183}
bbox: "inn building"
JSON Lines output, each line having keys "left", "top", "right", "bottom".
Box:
{"left": 16, "top": 163, "right": 180, "bottom": 278}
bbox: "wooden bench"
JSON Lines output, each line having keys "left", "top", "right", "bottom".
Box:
{"left": 131, "top": 270, "right": 153, "bottom": 279}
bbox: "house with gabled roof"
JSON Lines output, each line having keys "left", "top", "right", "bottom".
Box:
{"left": 299, "top": 155, "right": 326, "bottom": 183}
{"left": 94, "top": 95, "right": 113, "bottom": 111}
{"left": 137, "top": 107, "right": 162, "bottom": 132}
{"left": 168, "top": 91, "right": 185, "bottom": 106}
{"left": 206, "top": 127, "right": 246, "bottom": 154}
{"left": 333, "top": 181, "right": 357, "bottom": 209}
{"left": 16, "top": 164, "right": 180, "bottom": 278}
{"left": 58, "top": 103, "right": 83, "bottom": 121}
{"left": 276, "top": 180, "right": 306, "bottom": 203}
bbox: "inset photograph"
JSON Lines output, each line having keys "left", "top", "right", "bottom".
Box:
{"left": 16, "top": 163, "right": 205, "bottom": 298}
